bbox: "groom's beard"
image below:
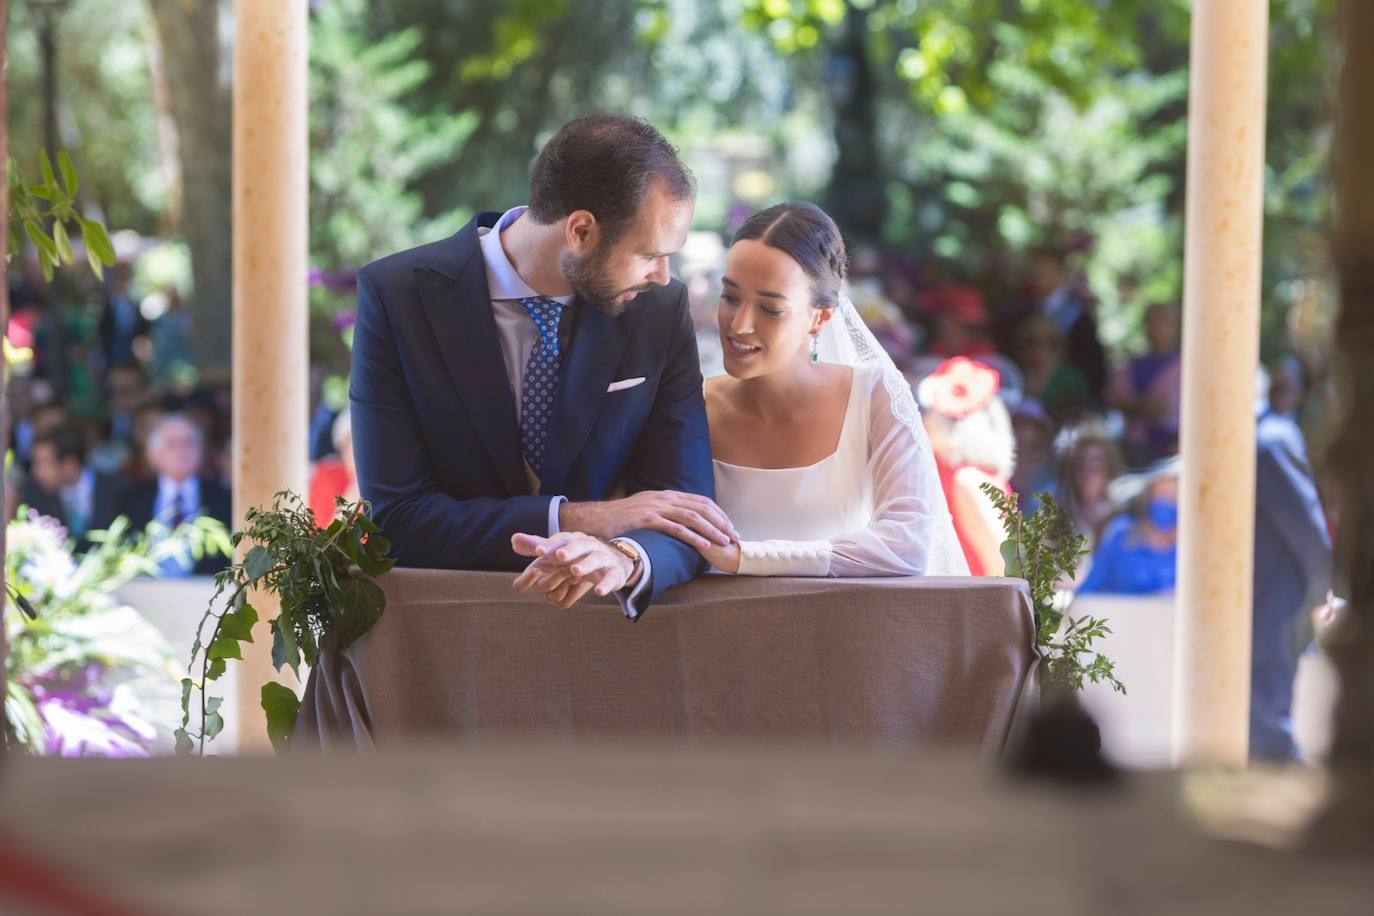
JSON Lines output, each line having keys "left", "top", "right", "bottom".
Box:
{"left": 561, "top": 248, "right": 650, "bottom": 318}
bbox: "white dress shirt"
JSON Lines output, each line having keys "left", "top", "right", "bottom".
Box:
{"left": 153, "top": 475, "right": 202, "bottom": 577}
{"left": 154, "top": 474, "right": 202, "bottom": 523}
{"left": 478, "top": 206, "right": 652, "bottom": 617}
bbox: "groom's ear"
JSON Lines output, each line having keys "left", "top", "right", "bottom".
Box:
{"left": 565, "top": 210, "right": 599, "bottom": 252}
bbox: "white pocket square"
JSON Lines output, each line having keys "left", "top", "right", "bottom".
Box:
{"left": 607, "top": 377, "right": 646, "bottom": 393}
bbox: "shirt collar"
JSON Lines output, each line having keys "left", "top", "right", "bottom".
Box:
{"left": 61, "top": 467, "right": 94, "bottom": 504}
{"left": 478, "top": 205, "right": 574, "bottom": 305}
{"left": 157, "top": 475, "right": 199, "bottom": 507}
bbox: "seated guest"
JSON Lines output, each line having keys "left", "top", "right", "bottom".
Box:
{"left": 996, "top": 245, "right": 1108, "bottom": 401}
{"left": 1054, "top": 423, "right": 1121, "bottom": 551}
{"left": 1013, "top": 316, "right": 1092, "bottom": 425}
{"left": 923, "top": 283, "right": 997, "bottom": 359}
{"left": 1078, "top": 469, "right": 1178, "bottom": 595}
{"left": 20, "top": 424, "right": 127, "bottom": 546}
{"left": 1009, "top": 398, "right": 1056, "bottom": 513}
{"left": 309, "top": 408, "right": 359, "bottom": 525}
{"left": 116, "top": 413, "right": 232, "bottom": 577}
{"left": 1106, "top": 303, "right": 1181, "bottom": 466}
{"left": 918, "top": 357, "right": 1016, "bottom": 576}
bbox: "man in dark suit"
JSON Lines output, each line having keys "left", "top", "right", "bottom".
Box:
{"left": 117, "top": 413, "right": 232, "bottom": 577}
{"left": 1251, "top": 402, "right": 1332, "bottom": 761}
{"left": 22, "top": 424, "right": 126, "bottom": 547}
{"left": 350, "top": 114, "right": 733, "bottom": 619}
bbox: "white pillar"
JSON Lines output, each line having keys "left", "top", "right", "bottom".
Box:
{"left": 1173, "top": 0, "right": 1270, "bottom": 767}
{"left": 231, "top": 0, "right": 308, "bottom": 751}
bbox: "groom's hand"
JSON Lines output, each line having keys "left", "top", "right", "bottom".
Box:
{"left": 560, "top": 491, "right": 738, "bottom": 550}
{"left": 511, "top": 532, "right": 639, "bottom": 609}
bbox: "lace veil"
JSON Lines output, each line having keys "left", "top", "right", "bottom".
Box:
{"left": 816, "top": 293, "right": 970, "bottom": 576}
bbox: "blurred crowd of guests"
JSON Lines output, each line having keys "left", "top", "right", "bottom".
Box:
{"left": 7, "top": 257, "right": 231, "bottom": 576}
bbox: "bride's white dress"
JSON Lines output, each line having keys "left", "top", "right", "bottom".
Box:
{"left": 712, "top": 362, "right": 967, "bottom": 577}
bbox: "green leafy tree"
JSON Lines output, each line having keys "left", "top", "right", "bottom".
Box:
{"left": 737, "top": 0, "right": 1336, "bottom": 353}
{"left": 309, "top": 0, "right": 477, "bottom": 273}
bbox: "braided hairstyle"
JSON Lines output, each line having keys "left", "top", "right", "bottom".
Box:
{"left": 730, "top": 202, "right": 848, "bottom": 310}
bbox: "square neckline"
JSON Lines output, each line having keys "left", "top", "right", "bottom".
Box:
{"left": 710, "top": 366, "right": 861, "bottom": 473}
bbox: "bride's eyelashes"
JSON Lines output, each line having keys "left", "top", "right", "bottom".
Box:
{"left": 719, "top": 293, "right": 784, "bottom": 318}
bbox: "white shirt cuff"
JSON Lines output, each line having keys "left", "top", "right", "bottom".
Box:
{"left": 547, "top": 496, "right": 566, "bottom": 536}
{"left": 610, "top": 537, "right": 652, "bottom": 620}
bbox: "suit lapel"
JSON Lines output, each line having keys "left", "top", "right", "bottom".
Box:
{"left": 416, "top": 240, "right": 528, "bottom": 497}
{"left": 539, "top": 302, "right": 631, "bottom": 494}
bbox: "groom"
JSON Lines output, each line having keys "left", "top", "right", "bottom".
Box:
{"left": 349, "top": 114, "right": 732, "bottom": 619}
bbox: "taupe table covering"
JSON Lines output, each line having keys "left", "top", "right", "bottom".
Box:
{"left": 297, "top": 570, "right": 1038, "bottom": 753}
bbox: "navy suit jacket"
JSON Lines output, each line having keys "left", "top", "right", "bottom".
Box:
{"left": 349, "top": 212, "right": 714, "bottom": 613}
{"left": 1253, "top": 411, "right": 1332, "bottom": 634}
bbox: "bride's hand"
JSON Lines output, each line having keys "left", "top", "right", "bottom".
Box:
{"left": 560, "top": 491, "right": 739, "bottom": 550}
{"left": 696, "top": 540, "right": 741, "bottom": 574}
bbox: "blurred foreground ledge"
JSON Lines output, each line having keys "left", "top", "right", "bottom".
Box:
{"left": 1, "top": 742, "right": 1368, "bottom": 915}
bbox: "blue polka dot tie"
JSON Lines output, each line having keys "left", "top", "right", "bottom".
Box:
{"left": 519, "top": 296, "right": 564, "bottom": 479}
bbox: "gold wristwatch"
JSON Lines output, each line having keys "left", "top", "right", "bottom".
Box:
{"left": 608, "top": 539, "right": 642, "bottom": 584}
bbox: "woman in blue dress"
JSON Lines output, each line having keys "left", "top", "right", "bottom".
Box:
{"left": 1077, "top": 472, "right": 1178, "bottom": 595}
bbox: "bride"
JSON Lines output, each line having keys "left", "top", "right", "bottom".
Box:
{"left": 695, "top": 201, "right": 967, "bottom": 577}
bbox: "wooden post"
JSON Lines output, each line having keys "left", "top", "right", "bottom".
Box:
{"left": 1173, "top": 0, "right": 1270, "bottom": 766}
{"left": 231, "top": 0, "right": 309, "bottom": 751}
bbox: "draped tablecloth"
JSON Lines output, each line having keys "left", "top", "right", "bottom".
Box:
{"left": 296, "top": 571, "right": 1038, "bottom": 754}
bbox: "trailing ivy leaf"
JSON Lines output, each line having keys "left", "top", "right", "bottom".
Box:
{"left": 261, "top": 682, "right": 301, "bottom": 753}
{"left": 207, "top": 657, "right": 227, "bottom": 680}
{"left": 297, "top": 623, "right": 321, "bottom": 668}
{"left": 999, "top": 539, "right": 1022, "bottom": 578}
{"left": 205, "top": 711, "right": 225, "bottom": 740}
{"left": 244, "top": 545, "right": 275, "bottom": 582}
{"left": 206, "top": 696, "right": 224, "bottom": 716}
{"left": 180, "top": 678, "right": 194, "bottom": 726}
{"left": 206, "top": 635, "right": 243, "bottom": 661}
{"left": 218, "top": 602, "right": 259, "bottom": 642}
{"left": 271, "top": 617, "right": 302, "bottom": 677}
{"left": 356, "top": 535, "right": 394, "bottom": 577}
{"left": 335, "top": 576, "right": 385, "bottom": 648}
{"left": 174, "top": 727, "right": 195, "bottom": 756}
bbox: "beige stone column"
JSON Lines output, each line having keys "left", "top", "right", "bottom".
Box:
{"left": 1173, "top": 0, "right": 1270, "bottom": 766}
{"left": 231, "top": 0, "right": 308, "bottom": 751}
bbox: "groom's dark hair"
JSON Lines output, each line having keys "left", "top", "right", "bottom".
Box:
{"left": 528, "top": 114, "right": 695, "bottom": 244}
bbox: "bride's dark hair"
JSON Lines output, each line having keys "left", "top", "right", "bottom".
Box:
{"left": 731, "top": 202, "right": 848, "bottom": 309}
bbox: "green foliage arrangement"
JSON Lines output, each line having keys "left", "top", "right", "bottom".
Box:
{"left": 981, "top": 484, "right": 1125, "bottom": 695}
{"left": 7, "top": 151, "right": 116, "bottom": 280}
{"left": 177, "top": 492, "right": 395, "bottom": 755}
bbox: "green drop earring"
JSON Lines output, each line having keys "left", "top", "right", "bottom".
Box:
{"left": 810, "top": 333, "right": 820, "bottom": 363}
